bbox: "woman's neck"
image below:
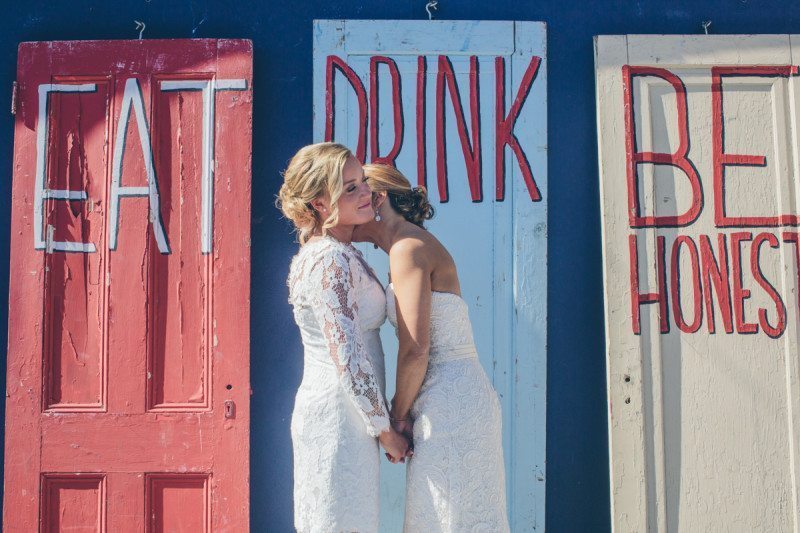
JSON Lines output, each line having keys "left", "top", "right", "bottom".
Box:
{"left": 315, "top": 225, "right": 354, "bottom": 244}
{"left": 369, "top": 214, "right": 407, "bottom": 253}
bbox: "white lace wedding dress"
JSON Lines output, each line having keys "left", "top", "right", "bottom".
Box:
{"left": 387, "top": 284, "right": 510, "bottom": 533}
{"left": 287, "top": 236, "right": 390, "bottom": 533}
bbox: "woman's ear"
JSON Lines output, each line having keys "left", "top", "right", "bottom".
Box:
{"left": 310, "top": 198, "right": 327, "bottom": 214}
{"left": 373, "top": 191, "right": 388, "bottom": 209}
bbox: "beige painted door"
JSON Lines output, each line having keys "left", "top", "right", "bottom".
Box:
{"left": 596, "top": 35, "right": 800, "bottom": 532}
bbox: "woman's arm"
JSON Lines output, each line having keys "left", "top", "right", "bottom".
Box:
{"left": 312, "top": 248, "right": 391, "bottom": 436}
{"left": 389, "top": 238, "right": 432, "bottom": 421}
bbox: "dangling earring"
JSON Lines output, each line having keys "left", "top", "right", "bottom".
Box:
{"left": 374, "top": 211, "right": 382, "bottom": 222}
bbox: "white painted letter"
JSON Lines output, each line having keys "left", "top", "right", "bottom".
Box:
{"left": 109, "top": 78, "right": 170, "bottom": 253}
{"left": 160, "top": 78, "right": 247, "bottom": 254}
{"left": 34, "top": 83, "right": 97, "bottom": 253}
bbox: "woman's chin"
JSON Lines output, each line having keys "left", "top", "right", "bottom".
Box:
{"left": 356, "top": 213, "right": 376, "bottom": 225}
{"left": 351, "top": 220, "right": 375, "bottom": 241}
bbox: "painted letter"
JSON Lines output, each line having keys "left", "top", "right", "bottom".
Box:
{"left": 325, "top": 55, "right": 368, "bottom": 163}
{"left": 416, "top": 56, "right": 427, "bottom": 188}
{"left": 160, "top": 78, "right": 247, "bottom": 254}
{"left": 34, "top": 83, "right": 97, "bottom": 253}
{"left": 711, "top": 66, "right": 798, "bottom": 227}
{"left": 436, "top": 55, "right": 482, "bottom": 202}
{"left": 751, "top": 232, "right": 786, "bottom": 338}
{"left": 109, "top": 78, "right": 170, "bottom": 253}
{"left": 670, "top": 236, "right": 703, "bottom": 333}
{"left": 730, "top": 232, "right": 758, "bottom": 334}
{"left": 622, "top": 66, "right": 702, "bottom": 228}
{"left": 495, "top": 56, "right": 541, "bottom": 201}
{"left": 369, "top": 56, "right": 404, "bottom": 167}
{"left": 699, "top": 234, "right": 734, "bottom": 334}
{"left": 629, "top": 234, "right": 669, "bottom": 334}
{"left": 783, "top": 232, "right": 800, "bottom": 314}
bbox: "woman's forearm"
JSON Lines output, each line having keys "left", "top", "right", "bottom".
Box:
{"left": 391, "top": 350, "right": 429, "bottom": 419}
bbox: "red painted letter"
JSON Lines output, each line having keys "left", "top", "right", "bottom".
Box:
{"left": 629, "top": 234, "right": 669, "bottom": 334}
{"left": 730, "top": 232, "right": 758, "bottom": 334}
{"left": 436, "top": 55, "right": 482, "bottom": 202}
{"left": 783, "top": 232, "right": 800, "bottom": 314}
{"left": 751, "top": 232, "right": 786, "bottom": 338}
{"left": 369, "top": 56, "right": 404, "bottom": 167}
{"left": 495, "top": 56, "right": 541, "bottom": 201}
{"left": 670, "top": 236, "right": 703, "bottom": 333}
{"left": 622, "top": 66, "right": 703, "bottom": 228}
{"left": 325, "top": 55, "right": 368, "bottom": 163}
{"left": 712, "top": 66, "right": 798, "bottom": 227}
{"left": 416, "top": 56, "right": 427, "bottom": 188}
{"left": 699, "top": 234, "right": 734, "bottom": 334}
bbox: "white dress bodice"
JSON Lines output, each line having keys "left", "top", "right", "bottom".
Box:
{"left": 386, "top": 283, "right": 478, "bottom": 364}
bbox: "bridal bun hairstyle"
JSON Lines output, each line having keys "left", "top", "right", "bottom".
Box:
{"left": 277, "top": 142, "right": 352, "bottom": 244}
{"left": 363, "top": 164, "right": 435, "bottom": 228}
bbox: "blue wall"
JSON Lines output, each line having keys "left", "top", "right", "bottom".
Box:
{"left": 2, "top": 0, "right": 799, "bottom": 531}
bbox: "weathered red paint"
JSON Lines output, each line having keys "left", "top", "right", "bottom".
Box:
{"left": 5, "top": 39, "right": 252, "bottom": 532}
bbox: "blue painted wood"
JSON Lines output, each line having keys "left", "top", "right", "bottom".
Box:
{"left": 314, "top": 20, "right": 547, "bottom": 531}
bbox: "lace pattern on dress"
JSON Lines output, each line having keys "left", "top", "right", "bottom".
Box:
{"left": 289, "top": 238, "right": 390, "bottom": 437}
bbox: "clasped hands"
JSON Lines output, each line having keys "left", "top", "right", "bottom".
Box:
{"left": 379, "top": 414, "right": 415, "bottom": 464}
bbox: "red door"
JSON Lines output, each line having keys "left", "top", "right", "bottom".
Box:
{"left": 4, "top": 39, "right": 252, "bottom": 531}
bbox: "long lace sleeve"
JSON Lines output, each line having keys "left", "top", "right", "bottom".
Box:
{"left": 311, "top": 248, "right": 390, "bottom": 437}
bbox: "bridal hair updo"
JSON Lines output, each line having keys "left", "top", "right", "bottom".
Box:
{"left": 363, "top": 164, "right": 435, "bottom": 228}
{"left": 277, "top": 142, "right": 352, "bottom": 244}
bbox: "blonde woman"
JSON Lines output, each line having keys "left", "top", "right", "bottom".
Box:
{"left": 277, "top": 143, "right": 410, "bottom": 532}
{"left": 354, "top": 164, "right": 510, "bottom": 532}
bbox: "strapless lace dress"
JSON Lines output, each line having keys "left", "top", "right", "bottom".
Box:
{"left": 387, "top": 284, "right": 509, "bottom": 532}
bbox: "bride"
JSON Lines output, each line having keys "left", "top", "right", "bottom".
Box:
{"left": 277, "top": 143, "right": 410, "bottom": 532}
{"left": 355, "top": 163, "right": 510, "bottom": 532}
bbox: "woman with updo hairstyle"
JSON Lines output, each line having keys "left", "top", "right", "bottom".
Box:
{"left": 278, "top": 143, "right": 410, "bottom": 533}
{"left": 354, "top": 164, "right": 510, "bottom": 531}
{"left": 360, "top": 164, "right": 435, "bottom": 228}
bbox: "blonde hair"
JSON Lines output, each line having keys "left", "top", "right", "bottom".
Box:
{"left": 277, "top": 142, "right": 352, "bottom": 244}
{"left": 363, "top": 164, "right": 434, "bottom": 228}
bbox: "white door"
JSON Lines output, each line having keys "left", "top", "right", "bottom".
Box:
{"left": 596, "top": 35, "right": 800, "bottom": 531}
{"left": 314, "top": 20, "right": 547, "bottom": 531}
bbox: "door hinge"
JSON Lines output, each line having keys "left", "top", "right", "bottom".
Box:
{"left": 10, "top": 81, "right": 17, "bottom": 115}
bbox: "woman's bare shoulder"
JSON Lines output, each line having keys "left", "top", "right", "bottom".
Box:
{"left": 389, "top": 226, "right": 436, "bottom": 256}
{"left": 390, "top": 227, "right": 451, "bottom": 271}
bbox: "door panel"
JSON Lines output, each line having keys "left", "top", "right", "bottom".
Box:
{"left": 5, "top": 39, "right": 252, "bottom": 532}
{"left": 314, "top": 20, "right": 548, "bottom": 531}
{"left": 596, "top": 35, "right": 800, "bottom": 532}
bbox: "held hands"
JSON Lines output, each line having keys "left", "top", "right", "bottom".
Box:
{"left": 391, "top": 417, "right": 414, "bottom": 442}
{"left": 379, "top": 425, "right": 413, "bottom": 464}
